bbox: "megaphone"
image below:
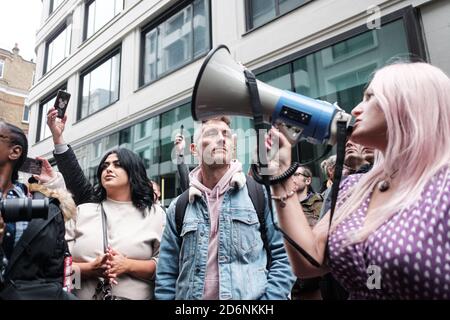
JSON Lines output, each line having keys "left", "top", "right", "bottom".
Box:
{"left": 192, "top": 45, "right": 353, "bottom": 145}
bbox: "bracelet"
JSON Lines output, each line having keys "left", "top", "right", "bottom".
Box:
{"left": 271, "top": 189, "right": 296, "bottom": 208}
{"left": 269, "top": 162, "right": 300, "bottom": 185}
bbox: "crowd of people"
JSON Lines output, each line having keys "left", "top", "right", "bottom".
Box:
{"left": 0, "top": 61, "right": 449, "bottom": 300}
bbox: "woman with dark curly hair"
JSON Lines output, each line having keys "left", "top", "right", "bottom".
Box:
{"left": 38, "top": 108, "right": 165, "bottom": 300}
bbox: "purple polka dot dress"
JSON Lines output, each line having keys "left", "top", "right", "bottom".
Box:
{"left": 327, "top": 166, "right": 450, "bottom": 299}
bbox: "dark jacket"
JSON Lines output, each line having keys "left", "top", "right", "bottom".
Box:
{"left": 53, "top": 145, "right": 95, "bottom": 206}
{"left": 0, "top": 185, "right": 77, "bottom": 300}
{"left": 301, "top": 192, "right": 324, "bottom": 228}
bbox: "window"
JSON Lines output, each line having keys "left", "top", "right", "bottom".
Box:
{"left": 119, "top": 127, "right": 131, "bottom": 145}
{"left": 135, "top": 118, "right": 153, "bottom": 141}
{"left": 44, "top": 24, "right": 71, "bottom": 73}
{"left": 328, "top": 31, "right": 377, "bottom": 63}
{"left": 138, "top": 148, "right": 151, "bottom": 169}
{"left": 93, "top": 140, "right": 103, "bottom": 158}
{"left": 79, "top": 48, "right": 121, "bottom": 120}
{"left": 246, "top": 0, "right": 310, "bottom": 30}
{"left": 22, "top": 105, "right": 30, "bottom": 123}
{"left": 141, "top": 0, "right": 210, "bottom": 86}
{"left": 0, "top": 60, "right": 4, "bottom": 78}
{"left": 85, "top": 0, "right": 124, "bottom": 40}
{"left": 50, "top": 0, "right": 64, "bottom": 14}
{"left": 255, "top": 19, "right": 410, "bottom": 190}
{"left": 37, "top": 86, "right": 66, "bottom": 142}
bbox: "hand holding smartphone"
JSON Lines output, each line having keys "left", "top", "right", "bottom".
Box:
{"left": 19, "top": 158, "right": 43, "bottom": 175}
{"left": 54, "top": 90, "right": 71, "bottom": 119}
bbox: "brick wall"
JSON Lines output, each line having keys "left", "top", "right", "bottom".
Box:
{"left": 0, "top": 48, "right": 35, "bottom": 135}
{"left": 0, "top": 92, "right": 29, "bottom": 133}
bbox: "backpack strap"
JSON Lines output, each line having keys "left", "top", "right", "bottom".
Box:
{"left": 246, "top": 176, "right": 271, "bottom": 270}
{"left": 175, "top": 189, "right": 190, "bottom": 237}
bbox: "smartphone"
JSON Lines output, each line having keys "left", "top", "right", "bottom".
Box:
{"left": 54, "top": 90, "right": 71, "bottom": 119}
{"left": 19, "top": 158, "right": 43, "bottom": 175}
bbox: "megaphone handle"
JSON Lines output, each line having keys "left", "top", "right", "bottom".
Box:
{"left": 277, "top": 124, "right": 301, "bottom": 145}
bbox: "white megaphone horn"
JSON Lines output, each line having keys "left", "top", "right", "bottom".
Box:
{"left": 192, "top": 45, "right": 353, "bottom": 145}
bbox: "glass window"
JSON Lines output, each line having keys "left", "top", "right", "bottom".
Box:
{"left": 142, "top": 0, "right": 210, "bottom": 85}
{"left": 79, "top": 49, "right": 120, "bottom": 119}
{"left": 137, "top": 149, "right": 151, "bottom": 169}
{"left": 119, "top": 127, "right": 131, "bottom": 145}
{"left": 85, "top": 0, "right": 123, "bottom": 39}
{"left": 0, "top": 60, "right": 4, "bottom": 78}
{"left": 50, "top": 0, "right": 64, "bottom": 14}
{"left": 256, "top": 19, "right": 409, "bottom": 190}
{"left": 331, "top": 31, "right": 376, "bottom": 61}
{"left": 22, "top": 105, "right": 30, "bottom": 123}
{"left": 257, "top": 64, "right": 291, "bottom": 90}
{"left": 193, "top": 0, "right": 209, "bottom": 57}
{"left": 249, "top": 0, "right": 276, "bottom": 29}
{"left": 37, "top": 87, "right": 66, "bottom": 142}
{"left": 135, "top": 118, "right": 153, "bottom": 141}
{"left": 93, "top": 140, "right": 103, "bottom": 158}
{"left": 248, "top": 0, "right": 308, "bottom": 29}
{"left": 45, "top": 25, "right": 71, "bottom": 73}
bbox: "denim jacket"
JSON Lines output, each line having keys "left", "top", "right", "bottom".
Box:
{"left": 155, "top": 177, "right": 295, "bottom": 300}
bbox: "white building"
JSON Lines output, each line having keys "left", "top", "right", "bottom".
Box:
{"left": 28, "top": 0, "right": 450, "bottom": 204}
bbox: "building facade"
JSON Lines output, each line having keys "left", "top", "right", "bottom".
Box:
{"left": 28, "top": 0, "right": 450, "bottom": 205}
{"left": 0, "top": 44, "right": 36, "bottom": 134}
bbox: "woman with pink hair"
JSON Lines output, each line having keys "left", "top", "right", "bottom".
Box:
{"left": 268, "top": 62, "right": 450, "bottom": 299}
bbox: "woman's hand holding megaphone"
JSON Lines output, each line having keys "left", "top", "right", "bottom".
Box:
{"left": 265, "top": 126, "right": 293, "bottom": 177}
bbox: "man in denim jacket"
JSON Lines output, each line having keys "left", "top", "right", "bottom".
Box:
{"left": 155, "top": 117, "right": 294, "bottom": 300}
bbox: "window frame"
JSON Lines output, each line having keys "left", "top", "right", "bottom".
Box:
{"left": 83, "top": 0, "right": 125, "bottom": 41}
{"left": 49, "top": 0, "right": 65, "bottom": 15}
{"left": 77, "top": 46, "right": 122, "bottom": 121}
{"left": 139, "top": 0, "right": 212, "bottom": 88}
{"left": 43, "top": 22, "right": 71, "bottom": 74}
{"left": 22, "top": 105, "right": 30, "bottom": 124}
{"left": 245, "top": 0, "right": 313, "bottom": 32}
{"left": 0, "top": 59, "right": 4, "bottom": 78}
{"left": 36, "top": 83, "right": 67, "bottom": 143}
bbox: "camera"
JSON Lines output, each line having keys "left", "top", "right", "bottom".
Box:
{"left": 0, "top": 198, "right": 49, "bottom": 223}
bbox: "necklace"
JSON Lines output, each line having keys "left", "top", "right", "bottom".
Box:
{"left": 377, "top": 169, "right": 399, "bottom": 192}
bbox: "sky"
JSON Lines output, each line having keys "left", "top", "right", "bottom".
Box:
{"left": 0, "top": 0, "right": 43, "bottom": 62}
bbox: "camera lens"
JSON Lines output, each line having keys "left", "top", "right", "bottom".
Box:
{"left": 0, "top": 198, "right": 49, "bottom": 222}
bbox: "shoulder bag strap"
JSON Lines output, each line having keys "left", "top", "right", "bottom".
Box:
{"left": 100, "top": 203, "right": 108, "bottom": 253}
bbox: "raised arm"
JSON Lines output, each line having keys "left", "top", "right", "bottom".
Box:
{"left": 268, "top": 128, "right": 330, "bottom": 278}
{"left": 47, "top": 108, "right": 95, "bottom": 205}
{"left": 175, "top": 134, "right": 190, "bottom": 192}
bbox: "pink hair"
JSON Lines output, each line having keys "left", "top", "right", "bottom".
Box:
{"left": 318, "top": 62, "right": 450, "bottom": 243}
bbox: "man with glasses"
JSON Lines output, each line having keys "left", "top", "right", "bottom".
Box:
{"left": 291, "top": 166, "right": 324, "bottom": 300}
{"left": 292, "top": 166, "right": 323, "bottom": 227}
